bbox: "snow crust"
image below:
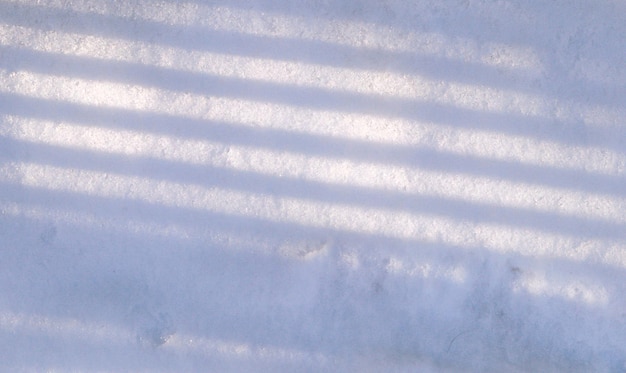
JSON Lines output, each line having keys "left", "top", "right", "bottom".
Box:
{"left": 1, "top": 0, "right": 625, "bottom": 371}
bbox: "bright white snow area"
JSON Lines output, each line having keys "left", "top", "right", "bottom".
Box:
{"left": 1, "top": 0, "right": 626, "bottom": 371}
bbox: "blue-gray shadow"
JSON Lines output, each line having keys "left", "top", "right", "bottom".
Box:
{"left": 2, "top": 136, "right": 624, "bottom": 241}
{"left": 1, "top": 1, "right": 625, "bottom": 370}
{"left": 1, "top": 92, "right": 624, "bottom": 199}
{"left": 1, "top": 179, "right": 624, "bottom": 371}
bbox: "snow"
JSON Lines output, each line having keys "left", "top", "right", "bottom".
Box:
{"left": 1, "top": 0, "right": 625, "bottom": 371}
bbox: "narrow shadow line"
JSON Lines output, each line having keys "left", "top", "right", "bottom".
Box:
{"left": 4, "top": 202, "right": 622, "bottom": 369}
{"left": 1, "top": 44, "right": 612, "bottom": 149}
{"left": 169, "top": 0, "right": 626, "bottom": 106}
{"left": 5, "top": 181, "right": 626, "bottom": 278}
{"left": 2, "top": 93, "right": 624, "bottom": 198}
{"left": 0, "top": 1, "right": 619, "bottom": 108}
{"left": 6, "top": 138, "right": 625, "bottom": 240}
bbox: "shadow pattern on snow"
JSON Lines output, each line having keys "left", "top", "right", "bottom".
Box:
{"left": 1, "top": 1, "right": 625, "bottom": 372}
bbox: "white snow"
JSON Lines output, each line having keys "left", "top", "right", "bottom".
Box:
{"left": 1, "top": 0, "right": 626, "bottom": 371}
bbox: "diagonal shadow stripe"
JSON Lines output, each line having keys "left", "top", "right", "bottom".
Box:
{"left": 4, "top": 137, "right": 625, "bottom": 240}
{"left": 4, "top": 199, "right": 621, "bottom": 368}
{"left": 2, "top": 180, "right": 624, "bottom": 275}
{"left": 172, "top": 0, "right": 626, "bottom": 105}
{"left": 0, "top": 0, "right": 620, "bottom": 108}
{"left": 0, "top": 44, "right": 613, "bottom": 150}
{"left": 1, "top": 93, "right": 624, "bottom": 198}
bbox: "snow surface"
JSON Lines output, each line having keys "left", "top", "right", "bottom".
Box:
{"left": 1, "top": 0, "right": 626, "bottom": 371}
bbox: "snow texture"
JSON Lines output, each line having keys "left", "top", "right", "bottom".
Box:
{"left": 1, "top": 0, "right": 626, "bottom": 371}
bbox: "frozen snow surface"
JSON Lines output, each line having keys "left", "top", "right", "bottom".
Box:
{"left": 1, "top": 0, "right": 626, "bottom": 371}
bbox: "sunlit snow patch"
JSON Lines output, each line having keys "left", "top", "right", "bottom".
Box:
{"left": 3, "top": 0, "right": 544, "bottom": 75}
{"left": 512, "top": 271, "right": 609, "bottom": 306}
